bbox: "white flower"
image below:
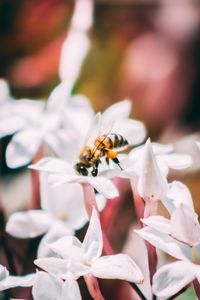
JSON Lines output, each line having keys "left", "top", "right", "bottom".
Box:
{"left": 135, "top": 189, "right": 200, "bottom": 298}
{"left": 0, "top": 81, "right": 93, "bottom": 168}
{"left": 6, "top": 173, "right": 106, "bottom": 258}
{"left": 35, "top": 207, "right": 144, "bottom": 286}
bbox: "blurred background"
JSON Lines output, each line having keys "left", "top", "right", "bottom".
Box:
{"left": 0, "top": 1, "right": 200, "bottom": 299}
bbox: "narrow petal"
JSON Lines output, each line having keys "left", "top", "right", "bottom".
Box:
{"left": 0, "top": 273, "right": 35, "bottom": 291}
{"left": 61, "top": 279, "right": 82, "bottom": 300}
{"left": 138, "top": 139, "right": 168, "bottom": 204}
{"left": 87, "top": 177, "right": 119, "bottom": 199}
{"left": 82, "top": 207, "right": 103, "bottom": 263}
{"left": 135, "top": 227, "right": 192, "bottom": 261}
{"left": 164, "top": 181, "right": 194, "bottom": 214}
{"left": 47, "top": 81, "right": 72, "bottom": 111}
{"left": 29, "top": 157, "right": 73, "bottom": 174}
{"left": 170, "top": 205, "right": 200, "bottom": 246}
{"left": 141, "top": 215, "right": 171, "bottom": 235}
{"left": 153, "top": 261, "right": 196, "bottom": 297}
{"left": 0, "top": 116, "right": 26, "bottom": 138}
{"left": 6, "top": 210, "right": 52, "bottom": 238}
{"left": 32, "top": 271, "right": 62, "bottom": 300}
{"left": 151, "top": 143, "right": 174, "bottom": 154}
{"left": 92, "top": 254, "right": 144, "bottom": 284}
{"left": 0, "top": 79, "right": 10, "bottom": 103}
{"left": 0, "top": 265, "right": 9, "bottom": 281}
{"left": 6, "top": 129, "right": 42, "bottom": 168}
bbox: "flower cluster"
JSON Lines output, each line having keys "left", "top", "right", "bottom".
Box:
{"left": 0, "top": 1, "right": 198, "bottom": 300}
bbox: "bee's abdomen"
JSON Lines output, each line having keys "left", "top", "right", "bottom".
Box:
{"left": 101, "top": 134, "right": 128, "bottom": 149}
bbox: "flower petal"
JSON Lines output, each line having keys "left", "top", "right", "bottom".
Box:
{"left": 170, "top": 204, "right": 200, "bottom": 246}
{"left": 6, "top": 129, "right": 42, "bottom": 168}
{"left": 141, "top": 215, "right": 171, "bottom": 235}
{"left": 48, "top": 236, "right": 83, "bottom": 260}
{"left": 29, "top": 157, "right": 74, "bottom": 174}
{"left": 164, "top": 181, "right": 194, "bottom": 214}
{"left": 113, "top": 119, "right": 146, "bottom": 146}
{"left": 0, "top": 265, "right": 9, "bottom": 281}
{"left": 153, "top": 261, "right": 196, "bottom": 297}
{"left": 158, "top": 154, "right": 193, "bottom": 170}
{"left": 0, "top": 273, "right": 35, "bottom": 291}
{"left": 137, "top": 139, "right": 168, "bottom": 204}
{"left": 102, "top": 99, "right": 132, "bottom": 123}
{"left": 0, "top": 116, "right": 26, "bottom": 138}
{"left": 0, "top": 79, "right": 10, "bottom": 103}
{"left": 6, "top": 210, "right": 52, "bottom": 238}
{"left": 135, "top": 227, "right": 192, "bottom": 261}
{"left": 82, "top": 207, "right": 103, "bottom": 262}
{"left": 92, "top": 254, "right": 144, "bottom": 284}
{"left": 61, "top": 279, "right": 82, "bottom": 300}
{"left": 87, "top": 177, "right": 119, "bottom": 199}
{"left": 47, "top": 81, "right": 72, "bottom": 111}
{"left": 32, "top": 271, "right": 62, "bottom": 300}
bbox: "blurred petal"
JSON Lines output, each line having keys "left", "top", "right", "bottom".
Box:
{"left": 0, "top": 266, "right": 9, "bottom": 281}
{"left": 164, "top": 181, "right": 194, "bottom": 214}
{"left": 0, "top": 116, "right": 26, "bottom": 138}
{"left": 59, "top": 30, "right": 90, "bottom": 84}
{"left": 153, "top": 261, "right": 196, "bottom": 297}
{"left": 141, "top": 215, "right": 171, "bottom": 234}
{"left": 61, "top": 280, "right": 81, "bottom": 300}
{"left": 32, "top": 272, "right": 62, "bottom": 300}
{"left": 92, "top": 254, "right": 144, "bottom": 284}
{"left": 0, "top": 79, "right": 10, "bottom": 103}
{"left": 102, "top": 99, "right": 132, "bottom": 124}
{"left": 135, "top": 227, "right": 192, "bottom": 261}
{"left": 30, "top": 157, "right": 73, "bottom": 174}
{"left": 113, "top": 119, "right": 146, "bottom": 146}
{"left": 151, "top": 143, "right": 173, "bottom": 155}
{"left": 49, "top": 236, "right": 83, "bottom": 260}
{"left": 158, "top": 154, "right": 192, "bottom": 170}
{"left": 6, "top": 129, "right": 42, "bottom": 168}
{"left": 6, "top": 210, "right": 52, "bottom": 238}
{"left": 0, "top": 273, "right": 35, "bottom": 291}
{"left": 47, "top": 81, "right": 72, "bottom": 111}
{"left": 37, "top": 222, "right": 71, "bottom": 258}
{"left": 82, "top": 207, "right": 103, "bottom": 262}
{"left": 196, "top": 142, "right": 200, "bottom": 150}
{"left": 170, "top": 205, "right": 200, "bottom": 246}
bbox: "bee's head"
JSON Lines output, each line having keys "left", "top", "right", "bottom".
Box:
{"left": 75, "top": 162, "right": 88, "bottom": 176}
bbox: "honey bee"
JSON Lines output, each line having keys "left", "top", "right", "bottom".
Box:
{"left": 75, "top": 133, "right": 129, "bottom": 177}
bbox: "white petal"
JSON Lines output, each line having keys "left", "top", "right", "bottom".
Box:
{"left": 29, "top": 157, "right": 73, "bottom": 174}
{"left": 159, "top": 154, "right": 193, "bottom": 170}
{"left": 0, "top": 79, "right": 10, "bottom": 103}
{"left": 102, "top": 99, "right": 132, "bottom": 123}
{"left": 12, "top": 99, "right": 44, "bottom": 124}
{"left": 87, "top": 177, "right": 119, "bottom": 199}
{"left": 49, "top": 236, "right": 83, "bottom": 260}
{"left": 47, "top": 81, "right": 72, "bottom": 111}
{"left": 138, "top": 139, "right": 168, "bottom": 203}
{"left": 170, "top": 205, "right": 200, "bottom": 246}
{"left": 153, "top": 261, "right": 196, "bottom": 297}
{"left": 95, "top": 194, "right": 107, "bottom": 212}
{"left": 135, "top": 227, "right": 192, "bottom": 261}
{"left": 61, "top": 280, "right": 82, "bottom": 300}
{"left": 141, "top": 215, "right": 171, "bottom": 234}
{"left": 113, "top": 119, "right": 146, "bottom": 145}
{"left": 6, "top": 129, "right": 42, "bottom": 168}
{"left": 0, "top": 116, "right": 26, "bottom": 138}
{"left": 0, "top": 265, "right": 9, "bottom": 281}
{"left": 59, "top": 30, "right": 90, "bottom": 84}
{"left": 37, "top": 222, "right": 72, "bottom": 258}
{"left": 6, "top": 210, "right": 52, "bottom": 238}
{"left": 0, "top": 274, "right": 35, "bottom": 291}
{"left": 196, "top": 142, "right": 200, "bottom": 151}
{"left": 164, "top": 181, "right": 194, "bottom": 214}
{"left": 40, "top": 174, "right": 88, "bottom": 230}
{"left": 82, "top": 207, "right": 103, "bottom": 262}
{"left": 151, "top": 142, "right": 174, "bottom": 154}
{"left": 35, "top": 257, "right": 88, "bottom": 280}
{"left": 92, "top": 254, "right": 144, "bottom": 284}
{"left": 32, "top": 271, "right": 62, "bottom": 300}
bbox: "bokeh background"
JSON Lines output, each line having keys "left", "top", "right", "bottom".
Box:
{"left": 0, "top": 1, "right": 200, "bottom": 299}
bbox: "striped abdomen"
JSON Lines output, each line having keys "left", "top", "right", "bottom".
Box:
{"left": 95, "top": 133, "right": 128, "bottom": 151}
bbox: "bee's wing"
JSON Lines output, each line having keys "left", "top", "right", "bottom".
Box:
{"left": 84, "top": 113, "right": 102, "bottom": 147}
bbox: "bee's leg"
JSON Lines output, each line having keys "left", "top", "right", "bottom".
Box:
{"left": 106, "top": 149, "right": 123, "bottom": 170}
{"left": 105, "top": 157, "right": 110, "bottom": 165}
{"left": 91, "top": 160, "right": 100, "bottom": 177}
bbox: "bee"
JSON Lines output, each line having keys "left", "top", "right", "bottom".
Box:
{"left": 75, "top": 132, "right": 129, "bottom": 177}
